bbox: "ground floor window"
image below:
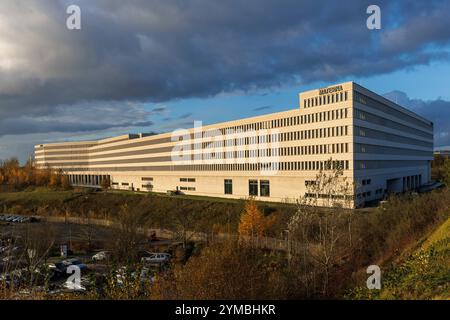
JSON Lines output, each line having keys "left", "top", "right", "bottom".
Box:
{"left": 249, "top": 180, "right": 258, "bottom": 196}
{"left": 224, "top": 179, "right": 233, "bottom": 195}
{"left": 260, "top": 180, "right": 270, "bottom": 197}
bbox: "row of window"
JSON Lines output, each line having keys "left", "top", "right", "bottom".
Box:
{"left": 277, "top": 160, "right": 350, "bottom": 171}
{"left": 249, "top": 180, "right": 270, "bottom": 197}
{"left": 201, "top": 142, "right": 350, "bottom": 161}
{"left": 280, "top": 143, "right": 349, "bottom": 156}
{"left": 305, "top": 180, "right": 319, "bottom": 187}
{"left": 224, "top": 179, "right": 270, "bottom": 197}
{"left": 204, "top": 108, "right": 349, "bottom": 137}
{"left": 354, "top": 91, "right": 432, "bottom": 131}
{"left": 355, "top": 108, "right": 433, "bottom": 140}
{"left": 157, "top": 160, "right": 352, "bottom": 172}
{"left": 355, "top": 126, "right": 433, "bottom": 148}
{"left": 201, "top": 124, "right": 350, "bottom": 151}
{"left": 304, "top": 193, "right": 350, "bottom": 200}
{"left": 304, "top": 91, "right": 349, "bottom": 108}
{"left": 67, "top": 174, "right": 109, "bottom": 186}
{"left": 280, "top": 125, "right": 348, "bottom": 142}
{"left": 180, "top": 177, "right": 196, "bottom": 182}
{"left": 180, "top": 186, "right": 196, "bottom": 191}
{"left": 356, "top": 191, "right": 372, "bottom": 198}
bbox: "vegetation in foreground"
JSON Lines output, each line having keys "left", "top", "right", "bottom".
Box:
{"left": 347, "top": 216, "right": 450, "bottom": 300}
{"left": 0, "top": 156, "right": 449, "bottom": 299}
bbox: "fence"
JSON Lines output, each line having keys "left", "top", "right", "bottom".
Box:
{"left": 41, "top": 215, "right": 303, "bottom": 254}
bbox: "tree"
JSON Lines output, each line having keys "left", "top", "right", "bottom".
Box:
{"left": 49, "top": 170, "right": 62, "bottom": 188}
{"left": 101, "top": 176, "right": 111, "bottom": 190}
{"left": 81, "top": 210, "right": 97, "bottom": 252}
{"left": 111, "top": 204, "right": 149, "bottom": 264}
{"left": 442, "top": 158, "right": 450, "bottom": 187}
{"left": 288, "top": 162, "right": 354, "bottom": 297}
{"left": 151, "top": 241, "right": 287, "bottom": 299}
{"left": 61, "top": 174, "right": 71, "bottom": 190}
{"left": 18, "top": 221, "right": 56, "bottom": 288}
{"left": 238, "top": 199, "right": 266, "bottom": 238}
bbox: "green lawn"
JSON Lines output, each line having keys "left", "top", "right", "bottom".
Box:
{"left": 0, "top": 186, "right": 79, "bottom": 202}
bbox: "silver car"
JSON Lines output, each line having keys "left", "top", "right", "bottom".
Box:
{"left": 141, "top": 253, "right": 171, "bottom": 264}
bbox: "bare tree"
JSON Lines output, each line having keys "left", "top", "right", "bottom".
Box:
{"left": 111, "top": 204, "right": 149, "bottom": 264}
{"left": 19, "top": 221, "right": 56, "bottom": 288}
{"left": 80, "top": 210, "right": 96, "bottom": 252}
{"left": 288, "top": 160, "right": 354, "bottom": 297}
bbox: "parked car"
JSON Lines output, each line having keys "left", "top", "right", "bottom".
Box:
{"left": 63, "top": 258, "right": 87, "bottom": 270}
{"left": 50, "top": 258, "right": 88, "bottom": 275}
{"left": 141, "top": 253, "right": 171, "bottom": 264}
{"left": 92, "top": 251, "right": 110, "bottom": 262}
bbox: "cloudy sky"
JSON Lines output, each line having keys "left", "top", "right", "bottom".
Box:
{"left": 0, "top": 0, "right": 449, "bottom": 162}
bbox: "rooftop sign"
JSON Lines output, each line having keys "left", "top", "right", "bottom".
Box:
{"left": 319, "top": 85, "right": 343, "bottom": 95}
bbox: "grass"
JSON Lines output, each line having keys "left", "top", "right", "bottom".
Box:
{"left": 422, "top": 217, "right": 450, "bottom": 251}
{"left": 0, "top": 186, "right": 299, "bottom": 237}
{"left": 0, "top": 187, "right": 77, "bottom": 202}
{"left": 347, "top": 215, "right": 450, "bottom": 300}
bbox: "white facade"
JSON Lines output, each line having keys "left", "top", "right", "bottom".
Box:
{"left": 34, "top": 82, "right": 434, "bottom": 207}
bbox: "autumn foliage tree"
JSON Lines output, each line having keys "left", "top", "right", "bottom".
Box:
{"left": 101, "top": 176, "right": 111, "bottom": 190}
{"left": 151, "top": 240, "right": 288, "bottom": 299}
{"left": 0, "top": 157, "right": 71, "bottom": 190}
{"left": 238, "top": 199, "right": 267, "bottom": 237}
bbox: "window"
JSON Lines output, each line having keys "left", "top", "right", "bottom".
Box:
{"left": 121, "top": 182, "right": 129, "bottom": 186}
{"left": 224, "top": 179, "right": 233, "bottom": 195}
{"left": 142, "top": 177, "right": 153, "bottom": 181}
{"left": 260, "top": 180, "right": 270, "bottom": 197}
{"left": 249, "top": 180, "right": 258, "bottom": 196}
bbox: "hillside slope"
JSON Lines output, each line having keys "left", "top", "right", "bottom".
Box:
{"left": 349, "top": 216, "right": 450, "bottom": 299}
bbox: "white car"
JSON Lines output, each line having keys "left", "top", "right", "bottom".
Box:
{"left": 92, "top": 251, "right": 110, "bottom": 262}
{"left": 141, "top": 253, "right": 171, "bottom": 264}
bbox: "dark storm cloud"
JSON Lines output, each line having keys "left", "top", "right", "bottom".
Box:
{"left": 0, "top": 0, "right": 450, "bottom": 162}
{"left": 383, "top": 91, "right": 450, "bottom": 147}
{"left": 1, "top": 0, "right": 450, "bottom": 119}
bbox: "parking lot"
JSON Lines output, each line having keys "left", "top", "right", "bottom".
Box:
{"left": 0, "top": 214, "right": 178, "bottom": 297}
{"left": 0, "top": 214, "right": 37, "bottom": 224}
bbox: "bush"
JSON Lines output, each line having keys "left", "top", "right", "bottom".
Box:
{"left": 151, "top": 240, "right": 289, "bottom": 300}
